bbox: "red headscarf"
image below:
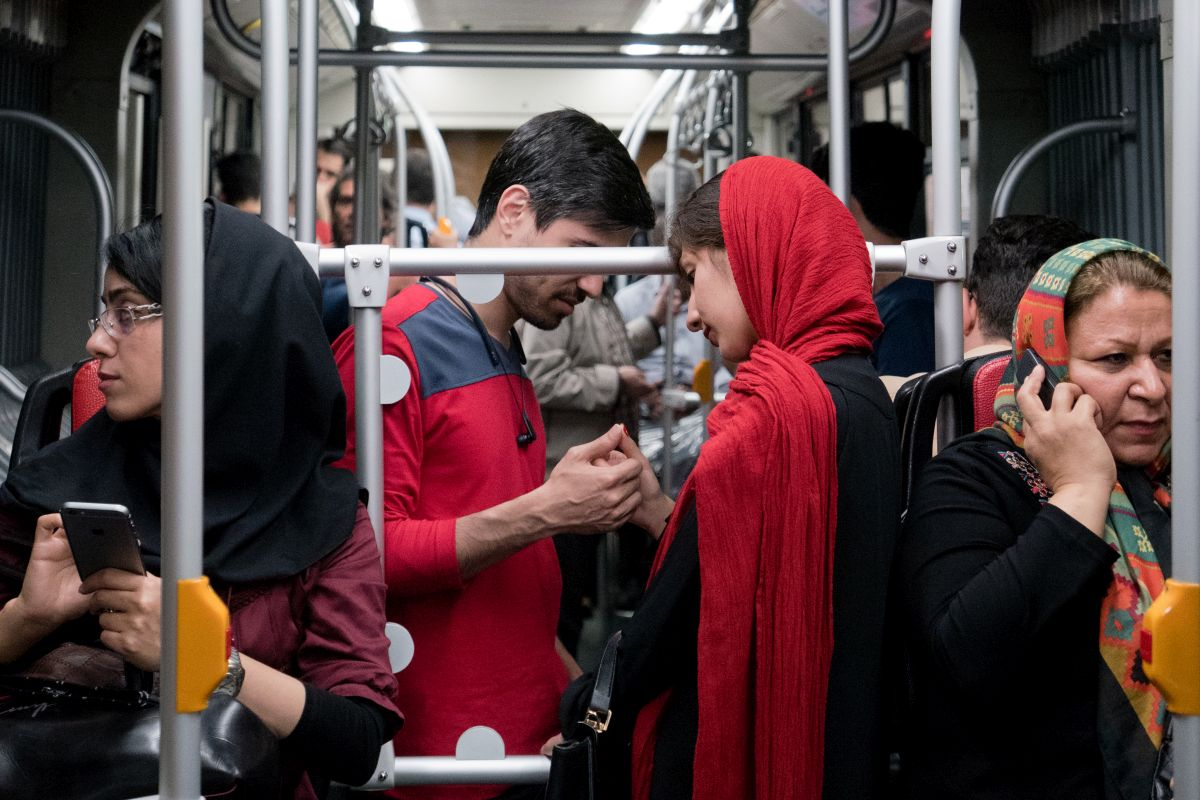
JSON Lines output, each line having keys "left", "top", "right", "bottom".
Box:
{"left": 632, "top": 156, "right": 881, "bottom": 800}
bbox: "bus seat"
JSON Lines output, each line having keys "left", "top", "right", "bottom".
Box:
{"left": 9, "top": 359, "right": 104, "bottom": 472}
{"left": 71, "top": 359, "right": 105, "bottom": 430}
{"left": 898, "top": 350, "right": 1011, "bottom": 510}
{"left": 964, "top": 352, "right": 1010, "bottom": 432}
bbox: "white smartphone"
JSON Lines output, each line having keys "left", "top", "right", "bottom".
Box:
{"left": 59, "top": 502, "right": 145, "bottom": 581}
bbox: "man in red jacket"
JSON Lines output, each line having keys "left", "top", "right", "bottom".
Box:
{"left": 333, "top": 108, "right": 655, "bottom": 800}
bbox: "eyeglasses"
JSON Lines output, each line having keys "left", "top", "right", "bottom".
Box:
{"left": 88, "top": 304, "right": 163, "bottom": 338}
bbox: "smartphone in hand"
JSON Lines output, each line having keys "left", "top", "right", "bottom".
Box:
{"left": 1014, "top": 349, "right": 1060, "bottom": 411}
{"left": 60, "top": 502, "right": 145, "bottom": 581}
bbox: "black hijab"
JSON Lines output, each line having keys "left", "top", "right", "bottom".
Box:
{"left": 1, "top": 200, "right": 360, "bottom": 584}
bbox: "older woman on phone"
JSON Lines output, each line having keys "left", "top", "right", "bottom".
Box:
{"left": 0, "top": 201, "right": 400, "bottom": 798}
{"left": 900, "top": 239, "right": 1173, "bottom": 799}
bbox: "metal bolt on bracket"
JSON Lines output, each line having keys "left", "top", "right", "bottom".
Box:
{"left": 947, "top": 242, "right": 957, "bottom": 253}
{"left": 374, "top": 257, "right": 383, "bottom": 267}
{"left": 919, "top": 254, "right": 929, "bottom": 264}
{"left": 351, "top": 257, "right": 360, "bottom": 268}
{"left": 362, "top": 286, "right": 373, "bottom": 296}
{"left": 948, "top": 265, "right": 958, "bottom": 275}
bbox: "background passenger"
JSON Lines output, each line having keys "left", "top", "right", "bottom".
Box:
{"left": 0, "top": 201, "right": 401, "bottom": 799}
{"left": 900, "top": 240, "right": 1172, "bottom": 799}
{"left": 963, "top": 214, "right": 1093, "bottom": 357}
{"left": 215, "top": 150, "right": 262, "bottom": 214}
{"left": 810, "top": 122, "right": 932, "bottom": 376}
{"left": 559, "top": 156, "right": 902, "bottom": 800}
{"left": 316, "top": 137, "right": 352, "bottom": 245}
{"left": 880, "top": 213, "right": 1093, "bottom": 396}
{"left": 332, "top": 108, "right": 655, "bottom": 800}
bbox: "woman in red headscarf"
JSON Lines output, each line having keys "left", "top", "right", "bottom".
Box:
{"left": 555, "top": 156, "right": 902, "bottom": 800}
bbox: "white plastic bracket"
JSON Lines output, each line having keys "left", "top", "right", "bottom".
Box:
{"left": 345, "top": 244, "right": 390, "bottom": 308}
{"left": 901, "top": 235, "right": 967, "bottom": 283}
{"left": 455, "top": 726, "right": 506, "bottom": 760}
{"left": 355, "top": 738, "right": 397, "bottom": 791}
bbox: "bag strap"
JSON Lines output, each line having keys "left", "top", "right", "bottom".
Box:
{"left": 583, "top": 630, "right": 622, "bottom": 734}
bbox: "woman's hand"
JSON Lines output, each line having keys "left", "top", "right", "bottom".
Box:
{"left": 613, "top": 432, "right": 675, "bottom": 539}
{"left": 81, "top": 569, "right": 162, "bottom": 671}
{"left": 541, "top": 733, "right": 564, "bottom": 757}
{"left": 1017, "top": 365, "right": 1115, "bottom": 535}
{"left": 16, "top": 514, "right": 89, "bottom": 629}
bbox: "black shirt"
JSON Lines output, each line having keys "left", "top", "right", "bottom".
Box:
{"left": 561, "top": 353, "right": 902, "bottom": 800}
{"left": 897, "top": 428, "right": 1170, "bottom": 799}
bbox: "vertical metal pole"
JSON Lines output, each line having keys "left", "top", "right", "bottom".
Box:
{"left": 395, "top": 119, "right": 407, "bottom": 245}
{"left": 827, "top": 0, "right": 852, "bottom": 204}
{"left": 930, "top": 0, "right": 965, "bottom": 372}
{"left": 659, "top": 71, "right": 697, "bottom": 495}
{"left": 260, "top": 0, "right": 289, "bottom": 233}
{"left": 1170, "top": 1, "right": 1200, "bottom": 795}
{"left": 354, "top": 70, "right": 373, "bottom": 243}
{"left": 160, "top": 0, "right": 205, "bottom": 797}
{"left": 295, "top": 0, "right": 319, "bottom": 242}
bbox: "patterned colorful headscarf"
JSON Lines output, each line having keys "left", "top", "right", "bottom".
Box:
{"left": 991, "top": 238, "right": 1171, "bottom": 791}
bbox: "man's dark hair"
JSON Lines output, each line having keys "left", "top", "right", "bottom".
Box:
{"left": 215, "top": 151, "right": 261, "bottom": 206}
{"left": 318, "top": 137, "right": 353, "bottom": 164}
{"left": 809, "top": 122, "right": 925, "bottom": 239}
{"left": 469, "top": 109, "right": 655, "bottom": 239}
{"left": 968, "top": 214, "right": 1094, "bottom": 339}
{"left": 405, "top": 148, "right": 435, "bottom": 207}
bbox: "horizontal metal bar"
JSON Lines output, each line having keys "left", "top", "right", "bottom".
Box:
{"left": 374, "top": 29, "right": 727, "bottom": 48}
{"left": 318, "top": 49, "right": 859, "bottom": 71}
{"left": 869, "top": 244, "right": 906, "bottom": 274}
{"left": 212, "top": 0, "right": 893, "bottom": 73}
{"left": 390, "top": 756, "right": 550, "bottom": 786}
{"left": 316, "top": 246, "right": 675, "bottom": 276}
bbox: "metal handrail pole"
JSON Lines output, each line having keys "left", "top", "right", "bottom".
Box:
{"left": 0, "top": 110, "right": 114, "bottom": 315}
{"left": 353, "top": 69, "right": 375, "bottom": 243}
{"left": 295, "top": 0, "right": 319, "bottom": 242}
{"left": 390, "top": 756, "right": 550, "bottom": 786}
{"left": 315, "top": 246, "right": 674, "bottom": 276}
{"left": 930, "top": 0, "right": 964, "bottom": 451}
{"left": 206, "top": 0, "right": 892, "bottom": 68}
{"left": 658, "top": 71, "right": 699, "bottom": 495}
{"left": 260, "top": 0, "right": 290, "bottom": 234}
{"left": 160, "top": 0, "right": 206, "bottom": 795}
{"left": 827, "top": 0, "right": 851, "bottom": 203}
{"left": 318, "top": 50, "right": 896, "bottom": 71}
{"left": 395, "top": 118, "right": 408, "bottom": 244}
{"left": 990, "top": 114, "right": 1136, "bottom": 220}
{"left": 930, "top": 0, "right": 964, "bottom": 371}
{"left": 1170, "top": 1, "right": 1200, "bottom": 797}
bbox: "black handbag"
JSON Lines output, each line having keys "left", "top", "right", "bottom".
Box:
{"left": 545, "top": 630, "right": 622, "bottom": 800}
{"left": 0, "top": 642, "right": 279, "bottom": 799}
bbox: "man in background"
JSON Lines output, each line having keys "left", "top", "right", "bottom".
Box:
{"left": 810, "top": 122, "right": 931, "bottom": 376}
{"left": 215, "top": 151, "right": 261, "bottom": 214}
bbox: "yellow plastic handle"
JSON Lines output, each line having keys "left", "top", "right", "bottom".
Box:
{"left": 176, "top": 577, "right": 230, "bottom": 713}
{"left": 1142, "top": 579, "right": 1200, "bottom": 715}
{"left": 692, "top": 359, "right": 714, "bottom": 404}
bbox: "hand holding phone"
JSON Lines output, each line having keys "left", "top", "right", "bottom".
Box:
{"left": 1014, "top": 349, "right": 1060, "bottom": 410}
{"left": 60, "top": 502, "right": 145, "bottom": 581}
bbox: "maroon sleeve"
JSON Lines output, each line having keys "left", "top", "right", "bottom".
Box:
{"left": 294, "top": 505, "right": 401, "bottom": 724}
{"left": 0, "top": 505, "right": 34, "bottom": 607}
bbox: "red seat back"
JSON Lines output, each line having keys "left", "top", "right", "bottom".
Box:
{"left": 71, "top": 359, "right": 106, "bottom": 430}
{"left": 970, "top": 354, "right": 1010, "bottom": 432}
